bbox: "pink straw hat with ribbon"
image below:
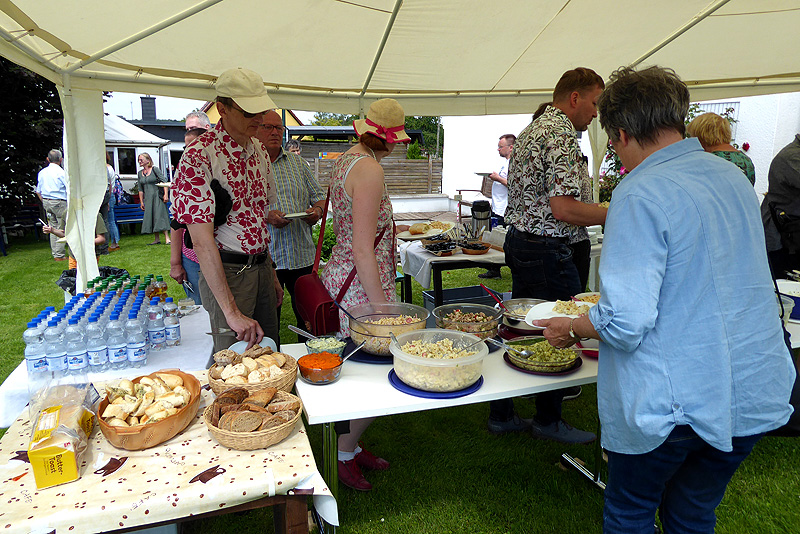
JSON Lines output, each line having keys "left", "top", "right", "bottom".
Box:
{"left": 353, "top": 98, "right": 411, "bottom": 144}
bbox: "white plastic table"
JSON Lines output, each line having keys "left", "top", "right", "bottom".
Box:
{"left": 289, "top": 343, "right": 598, "bottom": 533}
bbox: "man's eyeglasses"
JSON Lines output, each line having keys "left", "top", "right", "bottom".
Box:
{"left": 258, "top": 124, "right": 285, "bottom": 134}
{"left": 229, "top": 103, "right": 263, "bottom": 119}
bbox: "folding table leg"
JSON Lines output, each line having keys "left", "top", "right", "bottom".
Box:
{"left": 320, "top": 422, "right": 338, "bottom": 534}
{"left": 559, "top": 418, "right": 606, "bottom": 490}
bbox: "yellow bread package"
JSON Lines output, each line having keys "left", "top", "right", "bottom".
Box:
{"left": 28, "top": 401, "right": 95, "bottom": 489}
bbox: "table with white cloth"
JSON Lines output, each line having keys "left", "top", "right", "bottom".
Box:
{"left": 0, "top": 369, "right": 337, "bottom": 534}
{"left": 0, "top": 307, "right": 214, "bottom": 429}
{"left": 398, "top": 241, "right": 506, "bottom": 306}
{"left": 289, "top": 343, "right": 599, "bottom": 533}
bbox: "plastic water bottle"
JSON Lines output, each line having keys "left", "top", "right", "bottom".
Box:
{"left": 64, "top": 318, "right": 89, "bottom": 379}
{"left": 147, "top": 298, "right": 166, "bottom": 351}
{"left": 86, "top": 316, "right": 109, "bottom": 373}
{"left": 44, "top": 319, "right": 68, "bottom": 381}
{"left": 126, "top": 311, "right": 148, "bottom": 368}
{"left": 24, "top": 321, "right": 50, "bottom": 413}
{"left": 106, "top": 313, "right": 128, "bottom": 370}
{"left": 163, "top": 297, "right": 181, "bottom": 347}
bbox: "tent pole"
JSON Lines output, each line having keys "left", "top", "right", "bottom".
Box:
{"left": 359, "top": 0, "right": 403, "bottom": 98}
{"left": 629, "top": 0, "right": 731, "bottom": 68}
{"left": 64, "top": 0, "right": 224, "bottom": 73}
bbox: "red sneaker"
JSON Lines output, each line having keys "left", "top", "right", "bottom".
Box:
{"left": 338, "top": 459, "right": 372, "bottom": 491}
{"left": 355, "top": 446, "right": 390, "bottom": 471}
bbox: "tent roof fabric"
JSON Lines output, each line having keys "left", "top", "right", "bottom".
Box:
{"left": 2, "top": 1, "right": 800, "bottom": 116}
{"left": 104, "top": 113, "right": 170, "bottom": 146}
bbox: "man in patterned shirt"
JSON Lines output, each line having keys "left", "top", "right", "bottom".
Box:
{"left": 257, "top": 110, "right": 326, "bottom": 344}
{"left": 487, "top": 68, "right": 608, "bottom": 443}
{"left": 173, "top": 67, "right": 284, "bottom": 352}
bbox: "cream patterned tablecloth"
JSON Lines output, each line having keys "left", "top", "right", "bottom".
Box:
{"left": 0, "top": 371, "right": 337, "bottom": 532}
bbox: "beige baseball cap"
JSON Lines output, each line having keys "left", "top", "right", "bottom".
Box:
{"left": 215, "top": 67, "right": 276, "bottom": 114}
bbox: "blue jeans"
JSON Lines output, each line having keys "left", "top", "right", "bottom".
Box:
{"left": 107, "top": 196, "right": 121, "bottom": 245}
{"left": 182, "top": 254, "right": 202, "bottom": 305}
{"left": 604, "top": 425, "right": 763, "bottom": 534}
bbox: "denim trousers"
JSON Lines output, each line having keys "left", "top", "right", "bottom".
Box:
{"left": 275, "top": 265, "right": 314, "bottom": 345}
{"left": 107, "top": 196, "right": 121, "bottom": 245}
{"left": 604, "top": 425, "right": 763, "bottom": 534}
{"left": 488, "top": 228, "right": 583, "bottom": 424}
{"left": 181, "top": 254, "right": 202, "bottom": 305}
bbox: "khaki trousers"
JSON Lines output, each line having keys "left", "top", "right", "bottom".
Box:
{"left": 42, "top": 197, "right": 67, "bottom": 258}
{"left": 199, "top": 260, "right": 280, "bottom": 353}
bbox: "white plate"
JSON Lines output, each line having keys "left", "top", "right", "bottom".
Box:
{"left": 397, "top": 221, "right": 456, "bottom": 241}
{"left": 524, "top": 300, "right": 596, "bottom": 324}
{"left": 283, "top": 212, "right": 311, "bottom": 220}
{"left": 156, "top": 182, "right": 172, "bottom": 188}
{"left": 475, "top": 172, "right": 492, "bottom": 177}
{"left": 229, "top": 337, "right": 277, "bottom": 353}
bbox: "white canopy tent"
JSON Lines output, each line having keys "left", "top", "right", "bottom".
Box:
{"left": 2, "top": 0, "right": 800, "bottom": 289}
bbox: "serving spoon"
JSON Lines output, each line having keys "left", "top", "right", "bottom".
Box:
{"left": 333, "top": 300, "right": 360, "bottom": 324}
{"left": 288, "top": 325, "right": 318, "bottom": 340}
{"left": 485, "top": 337, "right": 588, "bottom": 359}
{"left": 341, "top": 340, "right": 367, "bottom": 363}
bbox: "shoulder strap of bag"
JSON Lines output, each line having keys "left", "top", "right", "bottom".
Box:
{"left": 311, "top": 185, "right": 331, "bottom": 276}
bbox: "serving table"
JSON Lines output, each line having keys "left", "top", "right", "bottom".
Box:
{"left": 289, "top": 343, "right": 599, "bottom": 533}
{"left": 0, "top": 308, "right": 214, "bottom": 429}
{"left": 398, "top": 241, "right": 506, "bottom": 306}
{"left": 0, "top": 370, "right": 337, "bottom": 534}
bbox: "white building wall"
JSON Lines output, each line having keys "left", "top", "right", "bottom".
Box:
{"left": 442, "top": 92, "right": 800, "bottom": 202}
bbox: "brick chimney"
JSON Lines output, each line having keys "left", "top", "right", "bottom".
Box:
{"left": 140, "top": 96, "right": 156, "bottom": 120}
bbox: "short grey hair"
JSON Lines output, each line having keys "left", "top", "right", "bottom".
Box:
{"left": 185, "top": 110, "right": 211, "bottom": 128}
{"left": 285, "top": 139, "right": 301, "bottom": 153}
{"left": 598, "top": 66, "right": 689, "bottom": 146}
{"left": 47, "top": 149, "right": 62, "bottom": 163}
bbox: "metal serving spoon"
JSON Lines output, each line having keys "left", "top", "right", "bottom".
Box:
{"left": 288, "top": 324, "right": 318, "bottom": 340}
{"left": 341, "top": 340, "right": 367, "bottom": 363}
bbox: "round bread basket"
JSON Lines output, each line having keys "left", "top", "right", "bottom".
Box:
{"left": 207, "top": 354, "right": 297, "bottom": 395}
{"left": 97, "top": 369, "right": 202, "bottom": 451}
{"left": 204, "top": 390, "right": 303, "bottom": 450}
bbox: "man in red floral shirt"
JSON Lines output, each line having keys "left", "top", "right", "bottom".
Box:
{"left": 173, "top": 67, "right": 283, "bottom": 351}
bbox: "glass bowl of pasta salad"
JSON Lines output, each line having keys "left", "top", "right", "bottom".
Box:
{"left": 348, "top": 302, "right": 430, "bottom": 355}
{"left": 432, "top": 303, "right": 503, "bottom": 340}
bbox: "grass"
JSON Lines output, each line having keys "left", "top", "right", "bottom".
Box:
{"left": 2, "top": 233, "right": 800, "bottom": 533}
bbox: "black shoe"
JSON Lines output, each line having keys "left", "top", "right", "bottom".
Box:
{"left": 562, "top": 386, "right": 582, "bottom": 401}
{"left": 487, "top": 414, "right": 532, "bottom": 435}
{"left": 478, "top": 270, "right": 501, "bottom": 279}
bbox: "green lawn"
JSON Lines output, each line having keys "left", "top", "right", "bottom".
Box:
{"left": 2, "top": 233, "right": 799, "bottom": 533}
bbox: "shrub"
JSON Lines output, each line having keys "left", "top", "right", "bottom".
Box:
{"left": 312, "top": 220, "right": 337, "bottom": 262}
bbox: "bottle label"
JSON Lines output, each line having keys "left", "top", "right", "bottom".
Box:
{"left": 47, "top": 353, "right": 68, "bottom": 371}
{"left": 127, "top": 342, "right": 147, "bottom": 362}
{"left": 108, "top": 344, "right": 127, "bottom": 364}
{"left": 67, "top": 351, "right": 89, "bottom": 370}
{"left": 26, "top": 356, "right": 49, "bottom": 374}
{"left": 148, "top": 328, "right": 166, "bottom": 345}
{"left": 165, "top": 325, "right": 181, "bottom": 341}
{"left": 88, "top": 348, "right": 108, "bottom": 365}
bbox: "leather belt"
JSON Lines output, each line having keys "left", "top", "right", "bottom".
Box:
{"left": 218, "top": 250, "right": 270, "bottom": 265}
{"left": 509, "top": 226, "right": 568, "bottom": 245}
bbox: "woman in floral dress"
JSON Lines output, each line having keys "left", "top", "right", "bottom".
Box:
{"left": 320, "top": 99, "right": 410, "bottom": 491}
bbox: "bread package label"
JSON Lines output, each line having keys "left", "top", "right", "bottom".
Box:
{"left": 28, "top": 404, "right": 94, "bottom": 489}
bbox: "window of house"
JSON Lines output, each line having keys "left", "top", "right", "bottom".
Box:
{"left": 117, "top": 148, "right": 137, "bottom": 175}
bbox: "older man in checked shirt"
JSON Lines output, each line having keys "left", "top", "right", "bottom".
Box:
{"left": 257, "top": 110, "right": 326, "bottom": 344}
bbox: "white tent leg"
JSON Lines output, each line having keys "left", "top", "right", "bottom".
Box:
{"left": 58, "top": 77, "right": 106, "bottom": 293}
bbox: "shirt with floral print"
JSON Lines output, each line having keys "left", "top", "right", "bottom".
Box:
{"left": 505, "top": 105, "right": 590, "bottom": 244}
{"left": 173, "top": 121, "right": 276, "bottom": 254}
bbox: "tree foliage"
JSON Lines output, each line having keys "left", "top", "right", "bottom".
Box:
{"left": 311, "top": 112, "right": 359, "bottom": 126}
{"left": 0, "top": 57, "right": 63, "bottom": 216}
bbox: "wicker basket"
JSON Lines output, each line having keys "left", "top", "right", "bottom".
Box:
{"left": 207, "top": 354, "right": 297, "bottom": 395}
{"left": 97, "top": 369, "right": 202, "bottom": 451}
{"left": 204, "top": 390, "right": 303, "bottom": 450}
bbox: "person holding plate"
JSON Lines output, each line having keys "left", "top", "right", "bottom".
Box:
{"left": 137, "top": 152, "right": 171, "bottom": 245}
{"left": 257, "top": 110, "right": 326, "bottom": 344}
{"left": 537, "top": 66, "right": 794, "bottom": 533}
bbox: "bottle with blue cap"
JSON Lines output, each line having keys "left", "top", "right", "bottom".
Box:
{"left": 44, "top": 319, "right": 68, "bottom": 381}
{"left": 24, "top": 320, "right": 50, "bottom": 417}
{"left": 64, "top": 317, "right": 89, "bottom": 378}
{"left": 86, "top": 316, "right": 109, "bottom": 373}
{"left": 163, "top": 297, "right": 181, "bottom": 347}
{"left": 147, "top": 297, "right": 166, "bottom": 351}
{"left": 126, "top": 310, "right": 148, "bottom": 368}
{"left": 106, "top": 313, "right": 128, "bottom": 370}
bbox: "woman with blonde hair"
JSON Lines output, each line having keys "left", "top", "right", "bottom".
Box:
{"left": 320, "top": 98, "right": 411, "bottom": 491}
{"left": 137, "top": 152, "right": 171, "bottom": 244}
{"left": 687, "top": 112, "right": 756, "bottom": 185}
